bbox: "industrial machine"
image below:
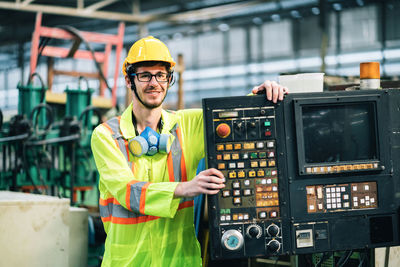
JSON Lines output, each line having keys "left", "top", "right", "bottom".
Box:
{"left": 203, "top": 89, "right": 400, "bottom": 260}
{"left": 0, "top": 74, "right": 101, "bottom": 205}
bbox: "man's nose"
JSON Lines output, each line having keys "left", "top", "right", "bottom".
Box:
{"left": 148, "top": 75, "right": 158, "bottom": 86}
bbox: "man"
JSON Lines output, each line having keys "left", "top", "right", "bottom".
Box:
{"left": 91, "top": 36, "right": 288, "bottom": 267}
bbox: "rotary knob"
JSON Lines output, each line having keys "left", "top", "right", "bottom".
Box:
{"left": 267, "top": 239, "right": 281, "bottom": 253}
{"left": 221, "top": 230, "right": 244, "bottom": 251}
{"left": 216, "top": 123, "right": 231, "bottom": 138}
{"left": 266, "top": 224, "right": 280, "bottom": 237}
{"left": 246, "top": 224, "right": 262, "bottom": 239}
{"left": 248, "top": 121, "right": 256, "bottom": 128}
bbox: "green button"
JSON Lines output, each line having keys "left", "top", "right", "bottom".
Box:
{"left": 266, "top": 170, "right": 271, "bottom": 176}
{"left": 259, "top": 152, "right": 267, "bottom": 158}
{"left": 250, "top": 152, "right": 258, "bottom": 159}
{"left": 226, "top": 209, "right": 231, "bottom": 214}
{"left": 272, "top": 178, "right": 278, "bottom": 184}
{"left": 220, "top": 209, "right": 225, "bottom": 214}
{"left": 264, "top": 121, "right": 271, "bottom": 127}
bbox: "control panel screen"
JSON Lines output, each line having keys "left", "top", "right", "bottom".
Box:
{"left": 302, "top": 102, "right": 378, "bottom": 164}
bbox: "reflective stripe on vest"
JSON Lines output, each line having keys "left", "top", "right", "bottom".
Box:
{"left": 100, "top": 116, "right": 193, "bottom": 224}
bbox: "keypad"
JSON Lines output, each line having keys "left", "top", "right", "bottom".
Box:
{"left": 306, "top": 182, "right": 378, "bottom": 213}
{"left": 215, "top": 140, "right": 280, "bottom": 222}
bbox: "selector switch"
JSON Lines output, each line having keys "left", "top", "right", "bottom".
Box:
{"left": 246, "top": 224, "right": 262, "bottom": 239}
{"left": 216, "top": 123, "right": 231, "bottom": 138}
{"left": 266, "top": 224, "right": 280, "bottom": 237}
{"left": 267, "top": 239, "right": 281, "bottom": 253}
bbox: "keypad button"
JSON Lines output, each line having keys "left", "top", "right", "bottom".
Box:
{"left": 250, "top": 152, "right": 258, "bottom": 159}
{"left": 222, "top": 190, "right": 231, "bottom": 197}
{"left": 251, "top": 161, "right": 259, "bottom": 168}
{"left": 237, "top": 162, "right": 245, "bottom": 168}
{"left": 259, "top": 211, "right": 267, "bottom": 218}
{"left": 234, "top": 143, "right": 242, "bottom": 150}
{"left": 243, "top": 189, "right": 252, "bottom": 196}
{"left": 232, "top": 153, "right": 240, "bottom": 160}
{"left": 223, "top": 154, "right": 231, "bottom": 160}
{"left": 233, "top": 197, "right": 241, "bottom": 205}
{"left": 259, "top": 160, "right": 267, "bottom": 167}
{"left": 229, "top": 171, "right": 237, "bottom": 178}
{"left": 244, "top": 142, "right": 255, "bottom": 149}
{"left": 270, "top": 211, "right": 278, "bottom": 218}
{"left": 238, "top": 171, "right": 246, "bottom": 178}
{"left": 259, "top": 152, "right": 267, "bottom": 158}
{"left": 218, "top": 163, "right": 226, "bottom": 169}
{"left": 257, "top": 170, "right": 265, "bottom": 177}
{"left": 267, "top": 141, "right": 274, "bottom": 148}
{"left": 232, "top": 181, "right": 240, "bottom": 188}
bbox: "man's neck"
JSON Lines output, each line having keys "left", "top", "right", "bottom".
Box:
{"left": 131, "top": 100, "right": 162, "bottom": 134}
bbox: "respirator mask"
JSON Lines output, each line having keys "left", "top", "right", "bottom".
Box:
{"left": 128, "top": 126, "right": 171, "bottom": 157}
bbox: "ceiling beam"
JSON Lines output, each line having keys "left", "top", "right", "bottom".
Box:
{"left": 0, "top": 1, "right": 154, "bottom": 23}
{"left": 0, "top": 0, "right": 271, "bottom": 25}
{"left": 84, "top": 0, "right": 119, "bottom": 13}
{"left": 166, "top": 0, "right": 266, "bottom": 22}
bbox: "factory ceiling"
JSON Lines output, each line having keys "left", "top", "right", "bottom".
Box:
{"left": 0, "top": 0, "right": 383, "bottom": 48}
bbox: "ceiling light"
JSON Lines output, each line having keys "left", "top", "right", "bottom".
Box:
{"left": 271, "top": 14, "right": 281, "bottom": 22}
{"left": 311, "top": 7, "right": 320, "bottom": 15}
{"left": 218, "top": 23, "right": 230, "bottom": 32}
{"left": 290, "top": 10, "right": 301, "bottom": 19}
{"left": 333, "top": 3, "right": 342, "bottom": 11}
{"left": 252, "top": 17, "right": 263, "bottom": 25}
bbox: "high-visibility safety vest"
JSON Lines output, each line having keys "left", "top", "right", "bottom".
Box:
{"left": 91, "top": 103, "right": 204, "bottom": 267}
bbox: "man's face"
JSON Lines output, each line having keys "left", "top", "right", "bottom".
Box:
{"left": 131, "top": 64, "right": 170, "bottom": 109}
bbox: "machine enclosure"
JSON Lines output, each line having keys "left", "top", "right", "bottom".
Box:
{"left": 202, "top": 89, "right": 400, "bottom": 260}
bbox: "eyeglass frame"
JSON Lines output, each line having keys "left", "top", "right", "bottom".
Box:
{"left": 131, "top": 71, "right": 171, "bottom": 83}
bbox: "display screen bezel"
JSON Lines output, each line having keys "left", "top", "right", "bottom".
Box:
{"left": 294, "top": 94, "right": 381, "bottom": 176}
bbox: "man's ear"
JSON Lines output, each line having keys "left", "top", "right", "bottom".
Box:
{"left": 125, "top": 76, "right": 132, "bottom": 89}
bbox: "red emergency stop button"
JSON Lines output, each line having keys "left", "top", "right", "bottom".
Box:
{"left": 216, "top": 123, "right": 231, "bottom": 138}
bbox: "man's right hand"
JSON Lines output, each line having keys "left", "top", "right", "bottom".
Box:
{"left": 174, "top": 168, "right": 225, "bottom": 198}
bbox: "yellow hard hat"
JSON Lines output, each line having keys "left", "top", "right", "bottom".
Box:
{"left": 122, "top": 36, "right": 176, "bottom": 76}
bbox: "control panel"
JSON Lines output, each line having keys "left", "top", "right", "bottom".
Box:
{"left": 203, "top": 90, "right": 400, "bottom": 260}
{"left": 203, "top": 96, "right": 290, "bottom": 260}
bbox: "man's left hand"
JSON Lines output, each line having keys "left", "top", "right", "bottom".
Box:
{"left": 252, "top": 80, "right": 289, "bottom": 103}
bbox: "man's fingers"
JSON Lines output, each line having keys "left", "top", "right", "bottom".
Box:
{"left": 263, "top": 80, "right": 273, "bottom": 101}
{"left": 204, "top": 189, "right": 220, "bottom": 195}
{"left": 252, "top": 86, "right": 259, "bottom": 94}
{"left": 202, "top": 168, "right": 225, "bottom": 179}
{"left": 271, "top": 81, "right": 280, "bottom": 103}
